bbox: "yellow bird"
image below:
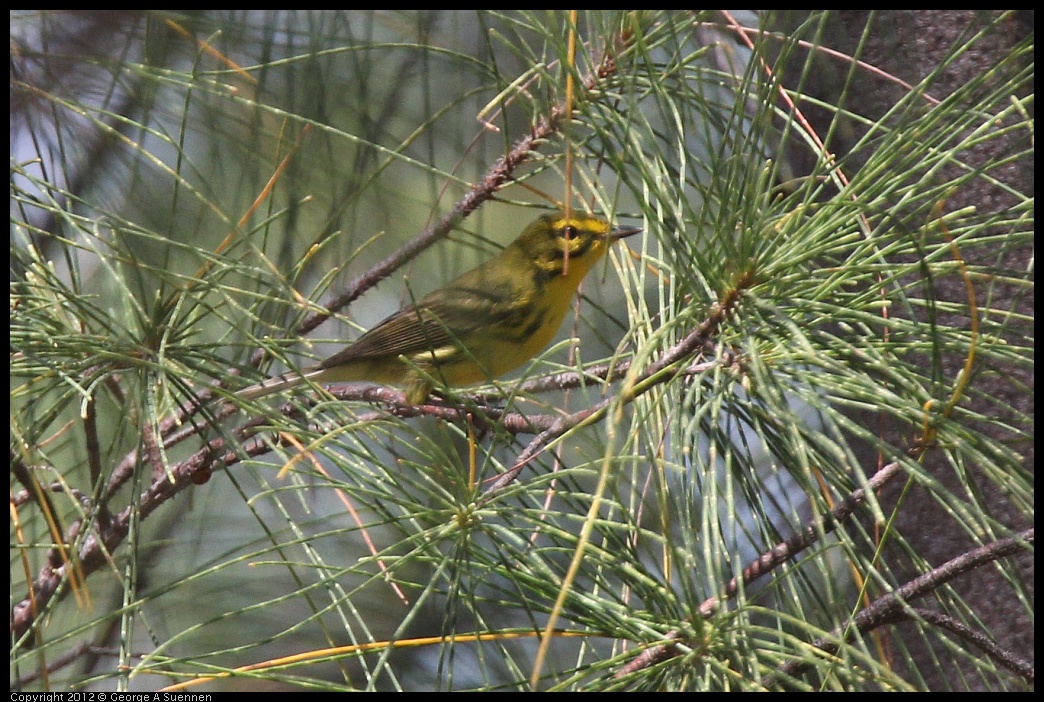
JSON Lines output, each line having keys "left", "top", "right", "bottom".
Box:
{"left": 239, "top": 211, "right": 641, "bottom": 404}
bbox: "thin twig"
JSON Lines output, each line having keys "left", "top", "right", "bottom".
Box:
{"left": 484, "top": 271, "right": 752, "bottom": 500}
{"left": 764, "top": 528, "right": 1035, "bottom": 687}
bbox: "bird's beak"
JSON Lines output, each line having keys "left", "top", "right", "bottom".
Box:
{"left": 609, "top": 224, "right": 643, "bottom": 241}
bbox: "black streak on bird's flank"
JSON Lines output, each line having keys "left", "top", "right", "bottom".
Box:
{"left": 517, "top": 313, "right": 546, "bottom": 342}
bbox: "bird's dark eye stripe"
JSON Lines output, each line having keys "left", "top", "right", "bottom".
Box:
{"left": 573, "top": 237, "right": 593, "bottom": 256}
{"left": 546, "top": 234, "right": 594, "bottom": 262}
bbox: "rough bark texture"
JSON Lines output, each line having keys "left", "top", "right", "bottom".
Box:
{"left": 777, "top": 10, "right": 1033, "bottom": 690}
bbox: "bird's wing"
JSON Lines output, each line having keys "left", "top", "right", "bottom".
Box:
{"left": 317, "top": 281, "right": 522, "bottom": 370}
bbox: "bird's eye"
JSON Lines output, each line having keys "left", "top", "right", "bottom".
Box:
{"left": 561, "top": 225, "right": 578, "bottom": 240}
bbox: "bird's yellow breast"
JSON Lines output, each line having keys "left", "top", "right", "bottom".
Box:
{"left": 406, "top": 250, "right": 600, "bottom": 389}
{"left": 249, "top": 211, "right": 633, "bottom": 405}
